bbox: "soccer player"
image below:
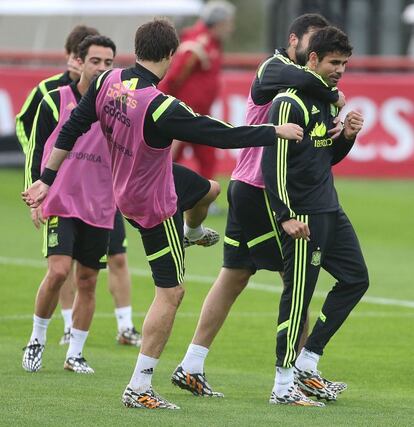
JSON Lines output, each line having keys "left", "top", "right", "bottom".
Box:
{"left": 16, "top": 25, "right": 141, "bottom": 349}
{"left": 171, "top": 13, "right": 345, "bottom": 401}
{"left": 16, "top": 25, "right": 99, "bottom": 154}
{"left": 22, "top": 35, "right": 118, "bottom": 374}
{"left": 262, "top": 26, "right": 368, "bottom": 406}
{"left": 22, "top": 19, "right": 303, "bottom": 409}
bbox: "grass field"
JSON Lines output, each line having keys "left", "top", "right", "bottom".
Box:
{"left": 1, "top": 168, "right": 413, "bottom": 426}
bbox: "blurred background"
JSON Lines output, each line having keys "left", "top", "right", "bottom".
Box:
{"left": 1, "top": 0, "right": 414, "bottom": 178}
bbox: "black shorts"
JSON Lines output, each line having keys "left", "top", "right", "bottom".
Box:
{"left": 127, "top": 164, "right": 211, "bottom": 288}
{"left": 43, "top": 216, "right": 110, "bottom": 270}
{"left": 223, "top": 180, "right": 284, "bottom": 273}
{"left": 108, "top": 209, "right": 127, "bottom": 255}
{"left": 173, "top": 163, "right": 211, "bottom": 212}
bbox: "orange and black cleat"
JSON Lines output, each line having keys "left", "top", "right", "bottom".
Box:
{"left": 294, "top": 367, "right": 337, "bottom": 401}
{"left": 269, "top": 385, "right": 325, "bottom": 406}
{"left": 122, "top": 386, "right": 179, "bottom": 409}
{"left": 171, "top": 365, "right": 224, "bottom": 397}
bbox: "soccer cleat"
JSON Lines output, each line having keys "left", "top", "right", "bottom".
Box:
{"left": 294, "top": 367, "right": 337, "bottom": 401}
{"left": 59, "top": 328, "right": 71, "bottom": 345}
{"left": 22, "top": 339, "right": 45, "bottom": 372}
{"left": 117, "top": 327, "right": 142, "bottom": 347}
{"left": 171, "top": 365, "right": 224, "bottom": 397}
{"left": 64, "top": 356, "right": 94, "bottom": 374}
{"left": 269, "top": 385, "right": 325, "bottom": 407}
{"left": 323, "top": 377, "right": 347, "bottom": 394}
{"left": 122, "top": 386, "right": 179, "bottom": 409}
{"left": 183, "top": 227, "right": 220, "bottom": 248}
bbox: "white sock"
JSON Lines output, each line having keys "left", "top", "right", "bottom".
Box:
{"left": 273, "top": 367, "right": 294, "bottom": 396}
{"left": 295, "top": 348, "right": 320, "bottom": 372}
{"left": 115, "top": 306, "right": 134, "bottom": 331}
{"left": 184, "top": 224, "right": 205, "bottom": 241}
{"left": 29, "top": 314, "right": 50, "bottom": 345}
{"left": 129, "top": 353, "right": 159, "bottom": 391}
{"left": 66, "top": 328, "right": 89, "bottom": 359}
{"left": 181, "top": 343, "right": 209, "bottom": 373}
{"left": 61, "top": 308, "right": 73, "bottom": 331}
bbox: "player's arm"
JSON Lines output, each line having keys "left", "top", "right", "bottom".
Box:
{"left": 331, "top": 111, "right": 363, "bottom": 165}
{"left": 262, "top": 96, "right": 304, "bottom": 223}
{"left": 262, "top": 95, "right": 310, "bottom": 240}
{"left": 22, "top": 72, "right": 110, "bottom": 208}
{"left": 15, "top": 86, "right": 45, "bottom": 153}
{"left": 54, "top": 74, "right": 104, "bottom": 152}
{"left": 151, "top": 95, "right": 303, "bottom": 149}
{"left": 256, "top": 54, "right": 340, "bottom": 105}
{"left": 24, "top": 90, "right": 60, "bottom": 190}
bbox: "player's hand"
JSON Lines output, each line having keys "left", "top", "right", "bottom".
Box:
{"left": 282, "top": 218, "right": 310, "bottom": 241}
{"left": 22, "top": 180, "right": 49, "bottom": 208}
{"left": 275, "top": 123, "right": 303, "bottom": 143}
{"left": 343, "top": 110, "right": 364, "bottom": 140}
{"left": 30, "top": 207, "right": 45, "bottom": 229}
{"left": 328, "top": 116, "right": 344, "bottom": 140}
{"left": 67, "top": 54, "right": 82, "bottom": 79}
{"left": 334, "top": 90, "right": 346, "bottom": 109}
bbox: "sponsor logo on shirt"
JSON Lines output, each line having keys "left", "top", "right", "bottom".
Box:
{"left": 106, "top": 83, "right": 137, "bottom": 109}
{"left": 66, "top": 151, "right": 102, "bottom": 163}
{"left": 310, "top": 122, "right": 333, "bottom": 147}
{"left": 103, "top": 99, "right": 131, "bottom": 127}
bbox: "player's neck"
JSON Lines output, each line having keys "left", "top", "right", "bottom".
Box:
{"left": 77, "top": 77, "right": 89, "bottom": 96}
{"left": 286, "top": 46, "right": 297, "bottom": 64}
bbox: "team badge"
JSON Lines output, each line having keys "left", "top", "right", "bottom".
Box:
{"left": 311, "top": 248, "right": 321, "bottom": 266}
{"left": 48, "top": 232, "right": 58, "bottom": 248}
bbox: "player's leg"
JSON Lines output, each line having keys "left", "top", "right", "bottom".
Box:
{"left": 22, "top": 216, "right": 74, "bottom": 372}
{"left": 172, "top": 181, "right": 283, "bottom": 397}
{"left": 64, "top": 221, "right": 109, "bottom": 374}
{"left": 122, "top": 212, "right": 184, "bottom": 409}
{"left": 296, "top": 208, "right": 369, "bottom": 395}
{"left": 172, "top": 163, "right": 220, "bottom": 247}
{"left": 58, "top": 265, "right": 75, "bottom": 345}
{"left": 271, "top": 214, "right": 330, "bottom": 406}
{"left": 108, "top": 210, "right": 141, "bottom": 347}
{"left": 192, "top": 144, "right": 222, "bottom": 215}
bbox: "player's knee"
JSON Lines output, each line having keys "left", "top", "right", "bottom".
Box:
{"left": 46, "top": 264, "right": 71, "bottom": 287}
{"left": 233, "top": 269, "right": 251, "bottom": 291}
{"left": 209, "top": 180, "right": 221, "bottom": 200}
{"left": 201, "top": 180, "right": 220, "bottom": 205}
{"left": 169, "top": 285, "right": 185, "bottom": 308}
{"left": 108, "top": 253, "right": 127, "bottom": 271}
{"left": 77, "top": 270, "right": 98, "bottom": 293}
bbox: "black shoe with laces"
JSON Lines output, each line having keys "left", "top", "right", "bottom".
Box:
{"left": 22, "top": 339, "right": 45, "bottom": 372}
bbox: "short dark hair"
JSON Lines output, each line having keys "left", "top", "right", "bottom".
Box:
{"left": 134, "top": 19, "right": 179, "bottom": 62}
{"left": 307, "top": 26, "right": 353, "bottom": 61}
{"left": 288, "top": 13, "right": 329, "bottom": 41}
{"left": 77, "top": 35, "right": 116, "bottom": 61}
{"left": 64, "top": 25, "right": 100, "bottom": 55}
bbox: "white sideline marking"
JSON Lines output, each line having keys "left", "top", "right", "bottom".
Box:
{"left": 0, "top": 310, "right": 413, "bottom": 323}
{"left": 1, "top": 256, "right": 414, "bottom": 309}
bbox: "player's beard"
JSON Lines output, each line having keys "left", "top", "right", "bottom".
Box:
{"left": 295, "top": 46, "right": 308, "bottom": 66}
{"left": 295, "top": 37, "right": 309, "bottom": 66}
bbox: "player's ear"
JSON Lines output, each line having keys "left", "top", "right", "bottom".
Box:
{"left": 308, "top": 51, "right": 318, "bottom": 68}
{"left": 288, "top": 33, "right": 298, "bottom": 49}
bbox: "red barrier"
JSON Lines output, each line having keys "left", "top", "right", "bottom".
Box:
{"left": 1, "top": 67, "right": 414, "bottom": 177}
